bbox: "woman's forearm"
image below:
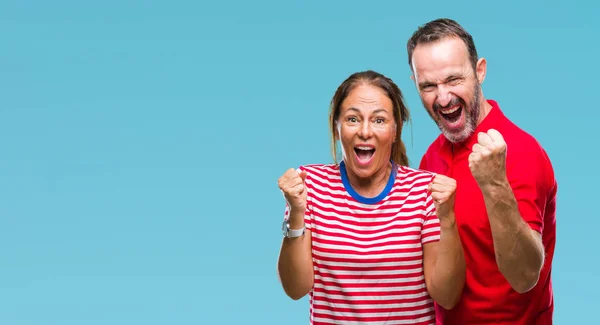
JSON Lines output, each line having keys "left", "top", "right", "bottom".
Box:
{"left": 277, "top": 210, "right": 314, "bottom": 300}
{"left": 428, "top": 218, "right": 465, "bottom": 310}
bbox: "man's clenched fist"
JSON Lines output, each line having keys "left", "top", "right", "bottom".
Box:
{"left": 469, "top": 129, "right": 508, "bottom": 187}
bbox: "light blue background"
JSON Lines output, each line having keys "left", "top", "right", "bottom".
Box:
{"left": 0, "top": 0, "right": 596, "bottom": 324}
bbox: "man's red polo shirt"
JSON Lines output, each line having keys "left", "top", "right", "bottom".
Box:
{"left": 420, "top": 100, "right": 557, "bottom": 325}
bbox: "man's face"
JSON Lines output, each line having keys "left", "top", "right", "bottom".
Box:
{"left": 411, "top": 37, "right": 483, "bottom": 143}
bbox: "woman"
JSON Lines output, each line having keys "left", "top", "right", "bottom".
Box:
{"left": 277, "top": 70, "right": 465, "bottom": 324}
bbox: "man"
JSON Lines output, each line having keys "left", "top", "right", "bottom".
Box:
{"left": 406, "top": 18, "right": 557, "bottom": 324}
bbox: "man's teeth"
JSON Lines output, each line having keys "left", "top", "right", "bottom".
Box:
{"left": 441, "top": 106, "right": 460, "bottom": 114}
{"left": 356, "top": 146, "right": 374, "bottom": 150}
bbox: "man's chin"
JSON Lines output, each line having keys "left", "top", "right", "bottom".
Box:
{"left": 441, "top": 127, "right": 472, "bottom": 143}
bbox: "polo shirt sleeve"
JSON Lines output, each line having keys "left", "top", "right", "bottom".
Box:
{"left": 419, "top": 154, "right": 428, "bottom": 170}
{"left": 422, "top": 175, "right": 441, "bottom": 244}
{"left": 283, "top": 166, "right": 313, "bottom": 230}
{"left": 507, "top": 152, "right": 546, "bottom": 234}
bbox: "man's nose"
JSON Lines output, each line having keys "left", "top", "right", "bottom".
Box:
{"left": 436, "top": 85, "right": 452, "bottom": 107}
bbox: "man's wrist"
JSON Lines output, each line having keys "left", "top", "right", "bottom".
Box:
{"left": 479, "top": 177, "right": 511, "bottom": 196}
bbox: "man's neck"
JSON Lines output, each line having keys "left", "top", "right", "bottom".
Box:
{"left": 477, "top": 97, "right": 493, "bottom": 126}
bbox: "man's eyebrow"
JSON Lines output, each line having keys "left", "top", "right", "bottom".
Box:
{"left": 444, "top": 74, "right": 463, "bottom": 81}
{"left": 419, "top": 74, "right": 464, "bottom": 88}
{"left": 418, "top": 80, "right": 436, "bottom": 89}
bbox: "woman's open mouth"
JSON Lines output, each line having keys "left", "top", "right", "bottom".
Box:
{"left": 354, "top": 145, "right": 375, "bottom": 166}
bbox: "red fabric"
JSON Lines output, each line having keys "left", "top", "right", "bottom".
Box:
{"left": 419, "top": 100, "right": 557, "bottom": 325}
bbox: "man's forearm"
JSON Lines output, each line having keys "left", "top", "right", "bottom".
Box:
{"left": 481, "top": 181, "right": 545, "bottom": 293}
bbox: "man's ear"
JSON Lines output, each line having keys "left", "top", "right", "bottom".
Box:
{"left": 476, "top": 57, "right": 487, "bottom": 84}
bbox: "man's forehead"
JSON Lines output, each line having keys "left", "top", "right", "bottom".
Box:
{"left": 412, "top": 38, "right": 469, "bottom": 67}
{"left": 415, "top": 65, "right": 464, "bottom": 83}
{"left": 412, "top": 38, "right": 470, "bottom": 81}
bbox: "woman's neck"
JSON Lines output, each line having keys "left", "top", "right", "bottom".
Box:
{"left": 346, "top": 161, "right": 393, "bottom": 198}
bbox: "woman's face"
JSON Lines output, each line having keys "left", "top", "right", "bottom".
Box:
{"left": 337, "top": 84, "right": 396, "bottom": 180}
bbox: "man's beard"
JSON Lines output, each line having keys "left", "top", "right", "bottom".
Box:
{"left": 427, "top": 84, "right": 481, "bottom": 143}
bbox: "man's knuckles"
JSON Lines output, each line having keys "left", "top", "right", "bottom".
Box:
{"left": 487, "top": 128, "right": 504, "bottom": 140}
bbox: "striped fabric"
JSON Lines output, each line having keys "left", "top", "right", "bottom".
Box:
{"left": 284, "top": 163, "right": 440, "bottom": 324}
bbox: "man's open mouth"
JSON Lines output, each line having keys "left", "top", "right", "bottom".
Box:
{"left": 439, "top": 105, "right": 462, "bottom": 123}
